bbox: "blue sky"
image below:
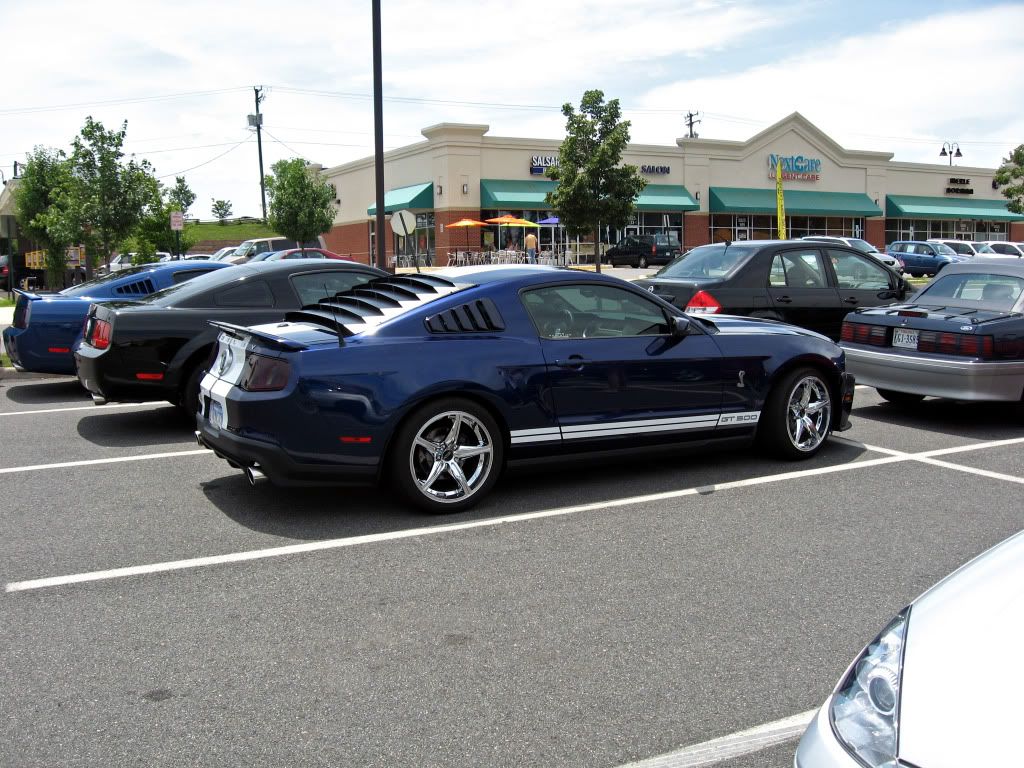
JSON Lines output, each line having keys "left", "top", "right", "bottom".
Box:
{"left": 1, "top": 0, "right": 1021, "bottom": 218}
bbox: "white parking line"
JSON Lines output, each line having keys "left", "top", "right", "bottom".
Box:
{"left": 0, "top": 402, "right": 166, "bottom": 417}
{"left": 836, "top": 436, "right": 1024, "bottom": 484}
{"left": 619, "top": 709, "right": 815, "bottom": 767}
{"left": 0, "top": 449, "right": 210, "bottom": 476}
{"left": 6, "top": 436, "right": 1023, "bottom": 593}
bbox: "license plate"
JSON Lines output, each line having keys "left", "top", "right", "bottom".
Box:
{"left": 210, "top": 399, "right": 226, "bottom": 429}
{"left": 892, "top": 329, "right": 919, "bottom": 349}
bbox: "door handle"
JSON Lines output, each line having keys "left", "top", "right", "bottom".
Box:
{"left": 555, "top": 355, "right": 588, "bottom": 370}
{"left": 775, "top": 296, "right": 793, "bottom": 304}
{"left": 843, "top": 296, "right": 860, "bottom": 304}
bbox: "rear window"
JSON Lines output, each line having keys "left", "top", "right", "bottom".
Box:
{"left": 655, "top": 243, "right": 756, "bottom": 279}
{"left": 917, "top": 272, "right": 1023, "bottom": 310}
{"left": 59, "top": 265, "right": 152, "bottom": 296}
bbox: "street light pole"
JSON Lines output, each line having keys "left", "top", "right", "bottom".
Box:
{"left": 939, "top": 141, "right": 962, "bottom": 167}
{"left": 372, "top": 0, "right": 388, "bottom": 272}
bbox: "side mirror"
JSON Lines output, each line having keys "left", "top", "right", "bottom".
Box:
{"left": 670, "top": 315, "right": 694, "bottom": 337}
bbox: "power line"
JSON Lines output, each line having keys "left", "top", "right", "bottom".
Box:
{"left": 155, "top": 135, "right": 253, "bottom": 179}
{"left": 0, "top": 87, "right": 249, "bottom": 117}
{"left": 260, "top": 128, "right": 310, "bottom": 161}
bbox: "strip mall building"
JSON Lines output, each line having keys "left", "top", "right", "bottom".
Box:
{"left": 322, "top": 112, "right": 1024, "bottom": 265}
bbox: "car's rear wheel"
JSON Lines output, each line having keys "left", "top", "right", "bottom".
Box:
{"left": 877, "top": 388, "right": 925, "bottom": 406}
{"left": 758, "top": 367, "right": 833, "bottom": 460}
{"left": 638, "top": 255, "right": 648, "bottom": 269}
{"left": 178, "top": 363, "right": 207, "bottom": 424}
{"left": 391, "top": 398, "right": 503, "bottom": 513}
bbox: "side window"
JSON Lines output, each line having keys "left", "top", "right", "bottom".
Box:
{"left": 214, "top": 280, "right": 275, "bottom": 307}
{"left": 769, "top": 255, "right": 787, "bottom": 286}
{"left": 770, "top": 249, "right": 828, "bottom": 288}
{"left": 290, "top": 271, "right": 375, "bottom": 306}
{"left": 171, "top": 268, "right": 216, "bottom": 284}
{"left": 918, "top": 244, "right": 935, "bottom": 256}
{"left": 522, "top": 284, "right": 669, "bottom": 339}
{"left": 828, "top": 250, "right": 891, "bottom": 290}
{"left": 991, "top": 244, "right": 1013, "bottom": 255}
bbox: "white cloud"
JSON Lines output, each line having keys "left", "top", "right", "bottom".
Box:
{"left": 0, "top": 1, "right": 1020, "bottom": 222}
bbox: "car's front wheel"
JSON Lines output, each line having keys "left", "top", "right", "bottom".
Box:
{"left": 391, "top": 398, "right": 504, "bottom": 513}
{"left": 877, "top": 388, "right": 925, "bottom": 406}
{"left": 758, "top": 367, "right": 833, "bottom": 460}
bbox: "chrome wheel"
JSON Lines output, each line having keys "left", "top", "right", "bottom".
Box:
{"left": 408, "top": 410, "right": 495, "bottom": 505}
{"left": 786, "top": 376, "right": 831, "bottom": 452}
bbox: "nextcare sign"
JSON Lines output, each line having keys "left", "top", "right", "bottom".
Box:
{"left": 767, "top": 153, "right": 821, "bottom": 182}
{"left": 530, "top": 154, "right": 559, "bottom": 175}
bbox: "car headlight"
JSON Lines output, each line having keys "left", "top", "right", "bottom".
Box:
{"left": 829, "top": 609, "right": 909, "bottom": 768}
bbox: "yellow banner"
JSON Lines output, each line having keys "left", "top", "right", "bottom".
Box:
{"left": 775, "top": 157, "right": 786, "bottom": 239}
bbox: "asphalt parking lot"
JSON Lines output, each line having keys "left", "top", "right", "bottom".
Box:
{"left": 1, "top": 372, "right": 1022, "bottom": 768}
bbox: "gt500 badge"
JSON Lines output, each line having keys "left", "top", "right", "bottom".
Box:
{"left": 717, "top": 412, "right": 760, "bottom": 426}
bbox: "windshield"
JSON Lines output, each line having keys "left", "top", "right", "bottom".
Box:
{"left": 135, "top": 265, "right": 247, "bottom": 306}
{"left": 232, "top": 241, "right": 256, "bottom": 257}
{"left": 916, "top": 272, "right": 1023, "bottom": 310}
{"left": 59, "top": 265, "right": 153, "bottom": 296}
{"left": 655, "top": 243, "right": 756, "bottom": 279}
{"left": 844, "top": 238, "right": 878, "bottom": 254}
{"left": 974, "top": 243, "right": 996, "bottom": 254}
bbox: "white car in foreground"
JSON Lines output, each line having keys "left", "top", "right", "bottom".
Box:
{"left": 795, "top": 529, "right": 1022, "bottom": 767}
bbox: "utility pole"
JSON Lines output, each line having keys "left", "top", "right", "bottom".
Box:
{"left": 684, "top": 110, "right": 701, "bottom": 139}
{"left": 372, "top": 0, "right": 387, "bottom": 271}
{"left": 251, "top": 86, "right": 268, "bottom": 222}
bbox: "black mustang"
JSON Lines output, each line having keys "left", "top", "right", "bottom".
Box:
{"left": 75, "top": 259, "right": 385, "bottom": 417}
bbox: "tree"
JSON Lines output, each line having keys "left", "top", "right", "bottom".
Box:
{"left": 13, "top": 147, "right": 74, "bottom": 288}
{"left": 994, "top": 144, "right": 1024, "bottom": 214}
{"left": 545, "top": 90, "right": 646, "bottom": 273}
{"left": 131, "top": 184, "right": 198, "bottom": 257}
{"left": 63, "top": 116, "right": 156, "bottom": 274}
{"left": 168, "top": 176, "right": 196, "bottom": 218}
{"left": 211, "top": 198, "right": 233, "bottom": 224}
{"left": 265, "top": 158, "right": 335, "bottom": 252}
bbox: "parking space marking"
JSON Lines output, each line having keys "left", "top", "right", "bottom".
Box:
{"left": 835, "top": 436, "right": 1024, "bottom": 484}
{"left": 0, "top": 402, "right": 166, "bottom": 418}
{"left": 619, "top": 709, "right": 815, "bottom": 767}
{"left": 0, "top": 449, "right": 210, "bottom": 476}
{"left": 7, "top": 435, "right": 1023, "bottom": 594}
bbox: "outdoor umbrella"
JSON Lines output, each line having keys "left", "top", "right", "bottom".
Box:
{"left": 446, "top": 218, "right": 489, "bottom": 251}
{"left": 485, "top": 215, "right": 523, "bottom": 249}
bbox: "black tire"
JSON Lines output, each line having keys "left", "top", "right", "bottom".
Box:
{"left": 389, "top": 398, "right": 504, "bottom": 513}
{"left": 178, "top": 363, "right": 207, "bottom": 424}
{"left": 758, "top": 367, "right": 833, "bottom": 460}
{"left": 638, "top": 255, "right": 648, "bottom": 269}
{"left": 877, "top": 389, "right": 925, "bottom": 406}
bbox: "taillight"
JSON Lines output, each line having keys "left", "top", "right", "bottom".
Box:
{"left": 685, "top": 290, "right": 722, "bottom": 314}
{"left": 840, "top": 322, "right": 887, "bottom": 346}
{"left": 89, "top": 318, "right": 112, "bottom": 349}
{"left": 918, "top": 331, "right": 994, "bottom": 358}
{"left": 651, "top": 244, "right": 657, "bottom": 255}
{"left": 240, "top": 353, "right": 290, "bottom": 391}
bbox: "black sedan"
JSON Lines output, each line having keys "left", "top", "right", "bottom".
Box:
{"left": 75, "top": 260, "right": 385, "bottom": 417}
{"left": 839, "top": 260, "right": 1024, "bottom": 405}
{"left": 634, "top": 240, "right": 912, "bottom": 340}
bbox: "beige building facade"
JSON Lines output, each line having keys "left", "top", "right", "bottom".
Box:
{"left": 323, "top": 112, "right": 1023, "bottom": 265}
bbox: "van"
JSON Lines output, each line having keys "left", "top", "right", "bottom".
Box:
{"left": 228, "top": 236, "right": 325, "bottom": 264}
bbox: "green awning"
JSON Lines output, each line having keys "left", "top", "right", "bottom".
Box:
{"left": 481, "top": 179, "right": 556, "bottom": 209}
{"left": 635, "top": 184, "right": 699, "bottom": 211}
{"left": 886, "top": 195, "right": 1024, "bottom": 221}
{"left": 367, "top": 182, "right": 433, "bottom": 215}
{"left": 480, "top": 180, "right": 699, "bottom": 211}
{"left": 710, "top": 187, "right": 882, "bottom": 217}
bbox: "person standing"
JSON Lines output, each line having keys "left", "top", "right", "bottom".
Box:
{"left": 525, "top": 231, "right": 538, "bottom": 264}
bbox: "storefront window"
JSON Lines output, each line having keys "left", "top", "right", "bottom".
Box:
{"left": 711, "top": 214, "right": 863, "bottom": 242}
{"left": 884, "top": 219, "right": 1004, "bottom": 244}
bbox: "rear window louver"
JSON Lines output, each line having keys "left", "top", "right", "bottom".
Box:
{"left": 284, "top": 274, "right": 461, "bottom": 337}
{"left": 114, "top": 278, "right": 156, "bottom": 296}
{"left": 425, "top": 298, "right": 505, "bottom": 333}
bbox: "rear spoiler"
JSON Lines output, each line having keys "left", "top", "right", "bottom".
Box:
{"left": 209, "top": 321, "right": 311, "bottom": 352}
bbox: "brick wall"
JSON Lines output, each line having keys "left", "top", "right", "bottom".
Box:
{"left": 683, "top": 213, "right": 710, "bottom": 248}
{"left": 865, "top": 218, "right": 885, "bottom": 249}
{"left": 324, "top": 221, "right": 374, "bottom": 265}
{"left": 1010, "top": 221, "right": 1024, "bottom": 242}
{"left": 436, "top": 209, "right": 483, "bottom": 266}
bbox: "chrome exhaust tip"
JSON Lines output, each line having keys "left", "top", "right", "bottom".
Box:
{"left": 244, "top": 465, "right": 267, "bottom": 486}
{"left": 91, "top": 393, "right": 107, "bottom": 405}
{"left": 194, "top": 430, "right": 205, "bottom": 448}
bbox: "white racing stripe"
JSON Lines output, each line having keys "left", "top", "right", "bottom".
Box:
{"left": 0, "top": 449, "right": 210, "bottom": 476}
{"left": 0, "top": 402, "right": 166, "bottom": 418}
{"left": 619, "top": 709, "right": 815, "bottom": 768}
{"left": 5, "top": 436, "right": 1024, "bottom": 593}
